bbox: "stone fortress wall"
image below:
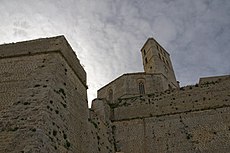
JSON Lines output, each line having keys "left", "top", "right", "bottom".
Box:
{"left": 94, "top": 75, "right": 230, "bottom": 152}
{"left": 0, "top": 36, "right": 92, "bottom": 153}
{"left": 93, "top": 37, "right": 230, "bottom": 153}
{"left": 0, "top": 35, "right": 229, "bottom": 153}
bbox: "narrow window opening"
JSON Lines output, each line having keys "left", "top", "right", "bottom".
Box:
{"left": 139, "top": 82, "right": 145, "bottom": 94}
{"left": 145, "top": 58, "right": 148, "bottom": 64}
{"left": 143, "top": 49, "right": 146, "bottom": 55}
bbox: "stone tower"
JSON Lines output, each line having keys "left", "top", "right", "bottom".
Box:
{"left": 140, "top": 38, "right": 179, "bottom": 89}
{"left": 0, "top": 36, "right": 90, "bottom": 153}
{"left": 1, "top": 36, "right": 229, "bottom": 153}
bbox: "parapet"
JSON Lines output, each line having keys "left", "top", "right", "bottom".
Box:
{"left": 110, "top": 74, "right": 230, "bottom": 121}
{"left": 0, "top": 36, "right": 87, "bottom": 87}
{"left": 199, "top": 75, "right": 230, "bottom": 85}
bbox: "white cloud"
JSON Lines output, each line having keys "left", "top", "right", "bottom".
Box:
{"left": 0, "top": 0, "right": 229, "bottom": 106}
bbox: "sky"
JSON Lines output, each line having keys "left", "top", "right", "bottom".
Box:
{"left": 0, "top": 0, "right": 229, "bottom": 107}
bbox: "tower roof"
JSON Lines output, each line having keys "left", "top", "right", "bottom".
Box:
{"left": 140, "top": 37, "right": 170, "bottom": 56}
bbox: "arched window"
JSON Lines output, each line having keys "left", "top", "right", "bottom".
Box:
{"left": 139, "top": 82, "right": 145, "bottom": 94}
{"left": 108, "top": 89, "right": 113, "bottom": 101}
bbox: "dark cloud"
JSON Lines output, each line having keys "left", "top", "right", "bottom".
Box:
{"left": 0, "top": 0, "right": 229, "bottom": 106}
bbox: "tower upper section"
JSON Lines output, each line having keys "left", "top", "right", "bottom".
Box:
{"left": 0, "top": 36, "right": 87, "bottom": 89}
{"left": 141, "top": 38, "right": 179, "bottom": 89}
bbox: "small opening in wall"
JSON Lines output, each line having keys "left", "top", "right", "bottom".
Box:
{"left": 145, "top": 58, "right": 148, "bottom": 64}
{"left": 143, "top": 49, "right": 146, "bottom": 55}
{"left": 139, "top": 82, "right": 145, "bottom": 94}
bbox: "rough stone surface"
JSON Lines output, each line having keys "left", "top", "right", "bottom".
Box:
{"left": 0, "top": 36, "right": 229, "bottom": 153}
{"left": 111, "top": 76, "right": 230, "bottom": 152}
{"left": 140, "top": 38, "right": 179, "bottom": 89}
{"left": 90, "top": 74, "right": 230, "bottom": 153}
{"left": 97, "top": 73, "right": 166, "bottom": 102}
{"left": 0, "top": 37, "right": 89, "bottom": 153}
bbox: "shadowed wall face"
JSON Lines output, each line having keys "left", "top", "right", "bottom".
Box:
{"left": 0, "top": 36, "right": 89, "bottom": 153}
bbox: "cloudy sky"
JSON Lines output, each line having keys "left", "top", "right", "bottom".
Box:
{"left": 0, "top": 0, "right": 229, "bottom": 106}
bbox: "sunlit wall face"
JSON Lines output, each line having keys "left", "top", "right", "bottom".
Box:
{"left": 0, "top": 0, "right": 230, "bottom": 107}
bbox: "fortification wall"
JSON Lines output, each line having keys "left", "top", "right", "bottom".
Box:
{"left": 1, "top": 36, "right": 229, "bottom": 153}
{"left": 87, "top": 109, "right": 115, "bottom": 153}
{"left": 111, "top": 75, "right": 230, "bottom": 121}
{"left": 0, "top": 37, "right": 89, "bottom": 153}
{"left": 113, "top": 106, "right": 230, "bottom": 153}
{"left": 111, "top": 75, "right": 230, "bottom": 153}
{"left": 199, "top": 75, "right": 230, "bottom": 85}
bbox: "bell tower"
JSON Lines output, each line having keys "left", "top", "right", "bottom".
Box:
{"left": 140, "top": 38, "right": 179, "bottom": 89}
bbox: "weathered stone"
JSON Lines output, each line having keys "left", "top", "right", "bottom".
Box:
{"left": 0, "top": 36, "right": 229, "bottom": 153}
